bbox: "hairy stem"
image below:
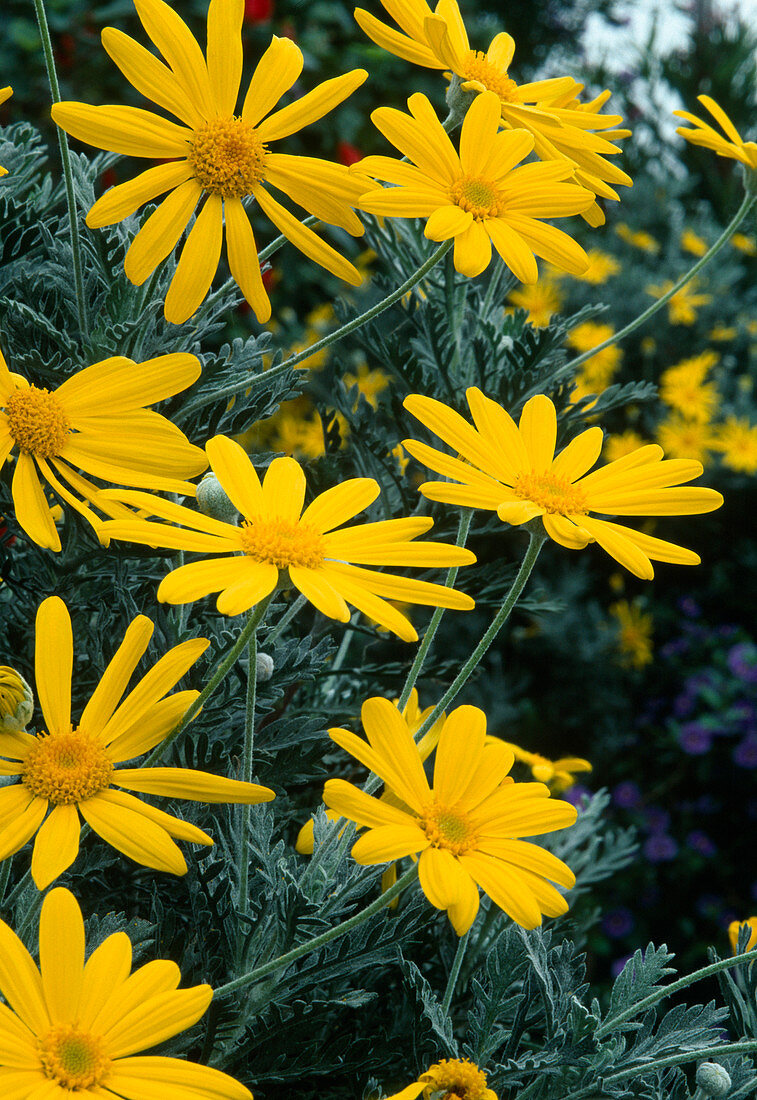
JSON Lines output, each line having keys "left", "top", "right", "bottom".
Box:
{"left": 442, "top": 931, "right": 469, "bottom": 1016}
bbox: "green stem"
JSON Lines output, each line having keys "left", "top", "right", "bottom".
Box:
{"left": 596, "top": 947, "right": 757, "bottom": 1038}
{"left": 524, "top": 189, "right": 756, "bottom": 402}
{"left": 143, "top": 594, "right": 274, "bottom": 768}
{"left": 561, "top": 1041, "right": 757, "bottom": 1100}
{"left": 237, "top": 600, "right": 268, "bottom": 922}
{"left": 396, "top": 509, "right": 473, "bottom": 713}
{"left": 213, "top": 240, "right": 453, "bottom": 406}
{"left": 215, "top": 863, "right": 419, "bottom": 998}
{"left": 442, "top": 932, "right": 469, "bottom": 1016}
{"left": 3, "top": 868, "right": 31, "bottom": 910}
{"left": 33, "top": 0, "right": 87, "bottom": 337}
{"left": 411, "top": 526, "right": 547, "bottom": 745}
{"left": 264, "top": 593, "right": 307, "bottom": 646}
{"left": 481, "top": 260, "right": 508, "bottom": 317}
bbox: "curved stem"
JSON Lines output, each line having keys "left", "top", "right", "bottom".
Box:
{"left": 596, "top": 946, "right": 757, "bottom": 1038}
{"left": 237, "top": 599, "right": 270, "bottom": 923}
{"left": 33, "top": 0, "right": 87, "bottom": 337}
{"left": 524, "top": 190, "right": 756, "bottom": 403}
{"left": 264, "top": 593, "right": 307, "bottom": 646}
{"left": 215, "top": 863, "right": 419, "bottom": 999}
{"left": 442, "top": 931, "right": 469, "bottom": 1016}
{"left": 397, "top": 509, "right": 473, "bottom": 713}
{"left": 143, "top": 594, "right": 274, "bottom": 768}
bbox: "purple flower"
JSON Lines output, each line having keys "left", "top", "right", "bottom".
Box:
{"left": 642, "top": 806, "right": 671, "bottom": 833}
{"left": 733, "top": 735, "right": 757, "bottom": 768}
{"left": 728, "top": 643, "right": 757, "bottom": 684}
{"left": 673, "top": 691, "right": 697, "bottom": 719}
{"left": 679, "top": 722, "right": 712, "bottom": 755}
{"left": 602, "top": 908, "right": 635, "bottom": 938}
{"left": 643, "top": 834, "right": 678, "bottom": 862}
{"left": 612, "top": 781, "right": 642, "bottom": 809}
{"left": 678, "top": 597, "right": 701, "bottom": 618}
{"left": 563, "top": 783, "right": 592, "bottom": 808}
{"left": 686, "top": 830, "right": 717, "bottom": 857}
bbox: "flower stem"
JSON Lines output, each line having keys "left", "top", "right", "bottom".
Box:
{"left": 396, "top": 509, "right": 473, "bottom": 713}
{"left": 215, "top": 863, "right": 419, "bottom": 999}
{"left": 596, "top": 946, "right": 757, "bottom": 1038}
{"left": 144, "top": 594, "right": 274, "bottom": 768}
{"left": 442, "top": 931, "right": 469, "bottom": 1016}
{"left": 32, "top": 0, "right": 88, "bottom": 338}
{"left": 411, "top": 525, "right": 547, "bottom": 745}
{"left": 237, "top": 599, "right": 270, "bottom": 924}
{"left": 264, "top": 593, "right": 307, "bottom": 646}
{"left": 525, "top": 189, "right": 756, "bottom": 402}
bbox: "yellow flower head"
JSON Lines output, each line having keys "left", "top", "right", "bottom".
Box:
{"left": 609, "top": 598, "right": 653, "bottom": 669}
{"left": 354, "top": 0, "right": 631, "bottom": 215}
{"left": 0, "top": 665, "right": 33, "bottom": 732}
{"left": 571, "top": 248, "right": 620, "bottom": 284}
{"left": 659, "top": 351, "right": 720, "bottom": 422}
{"left": 403, "top": 389, "right": 723, "bottom": 579}
{"left": 0, "top": 596, "right": 274, "bottom": 889}
{"left": 674, "top": 95, "right": 757, "bottom": 173}
{"left": 615, "top": 222, "right": 659, "bottom": 253}
{"left": 386, "top": 1057, "right": 498, "bottom": 1100}
{"left": 0, "top": 344, "right": 206, "bottom": 551}
{"left": 566, "top": 321, "right": 622, "bottom": 402}
{"left": 709, "top": 325, "right": 737, "bottom": 342}
{"left": 0, "top": 86, "right": 12, "bottom": 177}
{"left": 0, "top": 886, "right": 252, "bottom": 1099}
{"left": 343, "top": 361, "right": 391, "bottom": 409}
{"left": 101, "top": 435, "right": 475, "bottom": 641}
{"left": 51, "top": 0, "right": 368, "bottom": 324}
{"left": 656, "top": 415, "right": 716, "bottom": 464}
{"left": 646, "top": 279, "right": 712, "bottom": 325}
{"left": 728, "top": 916, "right": 757, "bottom": 954}
{"left": 603, "top": 429, "right": 647, "bottom": 463}
{"left": 508, "top": 277, "right": 563, "bottom": 328}
{"left": 714, "top": 417, "right": 757, "bottom": 475}
{"left": 324, "top": 697, "right": 577, "bottom": 934}
{"left": 358, "top": 91, "right": 594, "bottom": 282}
{"left": 499, "top": 739, "right": 592, "bottom": 792}
{"left": 731, "top": 232, "right": 756, "bottom": 255}
{"left": 680, "top": 228, "right": 708, "bottom": 256}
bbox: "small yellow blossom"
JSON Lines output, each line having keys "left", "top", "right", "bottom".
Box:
{"left": 0, "top": 665, "right": 33, "bottom": 732}
{"left": 384, "top": 1058, "right": 498, "bottom": 1100}
{"left": 659, "top": 351, "right": 720, "bottom": 422}
{"left": 571, "top": 248, "right": 620, "bottom": 284}
{"left": 343, "top": 361, "right": 390, "bottom": 409}
{"left": 728, "top": 917, "right": 757, "bottom": 954}
{"left": 616, "top": 222, "right": 659, "bottom": 253}
{"left": 714, "top": 417, "right": 757, "bottom": 475}
{"left": 709, "top": 325, "right": 737, "bottom": 342}
{"left": 646, "top": 279, "right": 713, "bottom": 325}
{"left": 657, "top": 415, "right": 716, "bottom": 463}
{"left": 603, "top": 430, "right": 647, "bottom": 463}
{"left": 610, "top": 598, "right": 653, "bottom": 668}
{"left": 680, "top": 228, "right": 708, "bottom": 256}
{"left": 509, "top": 278, "right": 564, "bottom": 328}
{"left": 498, "top": 739, "right": 592, "bottom": 792}
{"left": 732, "top": 232, "right": 756, "bottom": 255}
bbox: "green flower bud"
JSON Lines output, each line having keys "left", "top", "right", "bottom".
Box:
{"left": 196, "top": 473, "right": 238, "bottom": 524}
{"left": 696, "top": 1062, "right": 731, "bottom": 1098}
{"left": 256, "top": 653, "right": 274, "bottom": 682}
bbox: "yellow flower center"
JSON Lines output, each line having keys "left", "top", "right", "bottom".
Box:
{"left": 4, "top": 385, "right": 71, "bottom": 458}
{"left": 38, "top": 1024, "right": 110, "bottom": 1090}
{"left": 450, "top": 176, "right": 502, "bottom": 219}
{"left": 189, "top": 116, "right": 267, "bottom": 198}
{"left": 420, "top": 801, "right": 478, "bottom": 855}
{"left": 22, "top": 728, "right": 114, "bottom": 805}
{"left": 512, "top": 471, "right": 589, "bottom": 516}
{"left": 420, "top": 1057, "right": 491, "bottom": 1100}
{"left": 240, "top": 517, "right": 325, "bottom": 570}
{"left": 462, "top": 50, "right": 520, "bottom": 103}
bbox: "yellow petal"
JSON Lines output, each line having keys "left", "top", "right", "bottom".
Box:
{"left": 453, "top": 220, "right": 491, "bottom": 277}
{"left": 164, "top": 193, "right": 223, "bottom": 324}
{"left": 424, "top": 204, "right": 473, "bottom": 240}
{"left": 12, "top": 453, "right": 60, "bottom": 551}
{"left": 51, "top": 102, "right": 192, "bottom": 158}
{"left": 39, "top": 888, "right": 84, "bottom": 1024}
{"left": 30, "top": 805, "right": 80, "bottom": 891}
{"left": 257, "top": 70, "right": 368, "bottom": 143}
{"left": 133, "top": 0, "right": 213, "bottom": 112}
{"left": 102, "top": 985, "right": 212, "bottom": 1058}
{"left": 476, "top": 838, "right": 575, "bottom": 888}
{"left": 206, "top": 434, "right": 264, "bottom": 518}
{"left": 78, "top": 933, "right": 133, "bottom": 1032}
{"left": 264, "top": 155, "right": 365, "bottom": 234}
{"left": 288, "top": 567, "right": 350, "bottom": 622}
{"left": 418, "top": 846, "right": 469, "bottom": 909}
{"left": 106, "top": 691, "right": 198, "bottom": 763}
{"left": 89, "top": 958, "right": 180, "bottom": 1037}
{"left": 504, "top": 214, "right": 589, "bottom": 276}
{"left": 300, "top": 478, "right": 378, "bottom": 533}
{"left": 100, "top": 27, "right": 205, "bottom": 129}
{"left": 224, "top": 199, "right": 270, "bottom": 323}
{"left": 207, "top": 0, "right": 244, "bottom": 116}
{"left": 106, "top": 1057, "right": 252, "bottom": 1100}
{"left": 261, "top": 455, "right": 306, "bottom": 521}
{"left": 58, "top": 353, "right": 201, "bottom": 416}
{"left": 0, "top": 1002, "right": 38, "bottom": 1069}
{"left": 362, "top": 697, "right": 430, "bottom": 810}
{"left": 578, "top": 516, "right": 655, "bottom": 579}
{"left": 322, "top": 778, "right": 415, "bottom": 829}
{"left": 156, "top": 557, "right": 255, "bottom": 605}
{"left": 124, "top": 178, "right": 202, "bottom": 286}
{"left": 542, "top": 513, "right": 591, "bottom": 549}
{"left": 242, "top": 35, "right": 303, "bottom": 127}
{"left": 94, "top": 789, "right": 213, "bottom": 846}
{"left": 113, "top": 767, "right": 275, "bottom": 803}
{"left": 214, "top": 566, "right": 280, "bottom": 616}
{"left": 79, "top": 616, "right": 154, "bottom": 737}
{"left": 459, "top": 91, "right": 502, "bottom": 176}
{"left": 519, "top": 394, "right": 557, "bottom": 470}
{"left": 354, "top": 8, "right": 442, "bottom": 68}
{"left": 447, "top": 867, "right": 480, "bottom": 935}
{"left": 460, "top": 851, "right": 544, "bottom": 928}
{"left": 351, "top": 824, "right": 429, "bottom": 863}
{"left": 253, "top": 184, "right": 362, "bottom": 285}
{"left": 432, "top": 705, "right": 487, "bottom": 805}
{"left": 35, "top": 596, "right": 72, "bottom": 735}
{"left": 551, "top": 426, "right": 603, "bottom": 480}
{"left": 79, "top": 791, "right": 188, "bottom": 875}
{"left": 0, "top": 916, "right": 50, "bottom": 1034}
{"left": 86, "top": 160, "right": 194, "bottom": 229}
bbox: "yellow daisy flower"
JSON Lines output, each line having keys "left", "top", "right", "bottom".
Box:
{"left": 386, "top": 1058, "right": 498, "bottom": 1100}
{"left": 354, "top": 0, "right": 631, "bottom": 215}
{"left": 0, "top": 666, "right": 33, "bottom": 733}
{"left": 566, "top": 321, "right": 622, "bottom": 401}
{"left": 714, "top": 416, "right": 757, "bottom": 475}
{"left": 358, "top": 91, "right": 594, "bottom": 281}
{"left": 402, "top": 389, "right": 723, "bottom": 579}
{"left": 0, "top": 596, "right": 274, "bottom": 890}
{"left": 646, "top": 279, "right": 712, "bottom": 325}
{"left": 571, "top": 247, "right": 620, "bottom": 284}
{"left": 499, "top": 740, "right": 591, "bottom": 792}
{"left": 674, "top": 95, "right": 757, "bottom": 172}
{"left": 0, "top": 886, "right": 252, "bottom": 1099}
{"left": 728, "top": 916, "right": 757, "bottom": 954}
{"left": 615, "top": 222, "right": 659, "bottom": 253}
{"left": 709, "top": 325, "right": 737, "bottom": 342}
{"left": 731, "top": 232, "right": 757, "bottom": 255}
{"left": 656, "top": 415, "right": 716, "bottom": 463}
{"left": 609, "top": 598, "right": 653, "bottom": 669}
{"left": 51, "top": 0, "right": 368, "bottom": 324}
{"left": 343, "top": 362, "right": 391, "bottom": 409}
{"left": 659, "top": 351, "right": 720, "bottom": 423}
{"left": 324, "top": 697, "right": 577, "bottom": 934}
{"left": 0, "top": 344, "right": 206, "bottom": 551}
{"left": 680, "top": 228, "right": 708, "bottom": 256}
{"left": 603, "top": 429, "right": 647, "bottom": 463}
{"left": 508, "top": 276, "right": 563, "bottom": 328}
{"left": 0, "top": 86, "right": 12, "bottom": 177}
{"left": 101, "top": 434, "right": 475, "bottom": 641}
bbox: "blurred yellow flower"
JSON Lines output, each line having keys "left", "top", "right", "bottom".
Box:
{"left": 616, "top": 222, "right": 659, "bottom": 253}
{"left": 659, "top": 351, "right": 719, "bottom": 422}
{"left": 732, "top": 232, "right": 757, "bottom": 255}
{"left": 343, "top": 362, "right": 390, "bottom": 408}
{"left": 714, "top": 417, "right": 757, "bottom": 475}
{"left": 610, "top": 598, "right": 653, "bottom": 668}
{"left": 674, "top": 96, "right": 757, "bottom": 172}
{"left": 680, "top": 228, "right": 708, "bottom": 256}
{"left": 709, "top": 325, "right": 737, "bottom": 342}
{"left": 646, "top": 279, "right": 712, "bottom": 324}
{"left": 509, "top": 278, "right": 563, "bottom": 328}
{"left": 604, "top": 429, "right": 647, "bottom": 463}
{"left": 656, "top": 415, "right": 716, "bottom": 463}
{"left": 566, "top": 321, "right": 622, "bottom": 400}
{"left": 571, "top": 248, "right": 620, "bottom": 284}
{"left": 498, "top": 739, "right": 592, "bottom": 792}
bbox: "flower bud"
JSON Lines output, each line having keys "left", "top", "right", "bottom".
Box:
{"left": 0, "top": 666, "right": 34, "bottom": 732}
{"left": 196, "top": 474, "right": 238, "bottom": 524}
{"left": 256, "top": 652, "right": 274, "bottom": 682}
{"left": 696, "top": 1062, "right": 731, "bottom": 1098}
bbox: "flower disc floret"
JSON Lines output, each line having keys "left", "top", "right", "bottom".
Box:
{"left": 450, "top": 176, "right": 502, "bottom": 218}
{"left": 4, "top": 385, "right": 71, "bottom": 458}
{"left": 420, "top": 801, "right": 478, "bottom": 855}
{"left": 22, "top": 730, "right": 114, "bottom": 804}
{"left": 38, "top": 1025, "right": 110, "bottom": 1090}
{"left": 189, "top": 116, "right": 267, "bottom": 197}
{"left": 241, "top": 516, "right": 325, "bottom": 569}
{"left": 513, "top": 472, "right": 589, "bottom": 515}
{"left": 421, "top": 1058, "right": 492, "bottom": 1100}
{"left": 462, "top": 51, "right": 519, "bottom": 102}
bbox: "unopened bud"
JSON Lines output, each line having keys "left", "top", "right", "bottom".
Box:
{"left": 0, "top": 666, "right": 34, "bottom": 732}
{"left": 445, "top": 73, "right": 477, "bottom": 129}
{"left": 256, "top": 652, "right": 274, "bottom": 682}
{"left": 696, "top": 1062, "right": 731, "bottom": 1098}
{"left": 196, "top": 474, "right": 238, "bottom": 523}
